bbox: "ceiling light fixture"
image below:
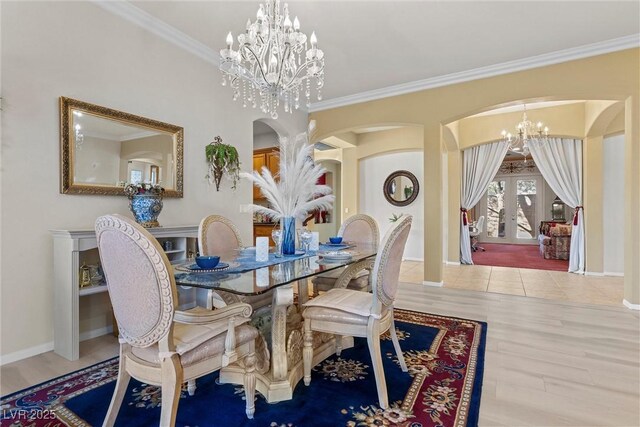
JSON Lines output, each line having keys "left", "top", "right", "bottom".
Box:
{"left": 219, "top": 0, "right": 325, "bottom": 119}
{"left": 500, "top": 105, "right": 549, "bottom": 161}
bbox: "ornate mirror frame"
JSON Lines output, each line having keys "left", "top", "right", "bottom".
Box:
{"left": 383, "top": 170, "right": 420, "bottom": 207}
{"left": 60, "top": 96, "right": 184, "bottom": 197}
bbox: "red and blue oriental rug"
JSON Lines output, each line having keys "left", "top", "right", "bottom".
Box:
{"left": 1, "top": 309, "right": 486, "bottom": 426}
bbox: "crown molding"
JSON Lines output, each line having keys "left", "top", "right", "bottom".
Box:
{"left": 93, "top": 1, "right": 637, "bottom": 115}
{"left": 309, "top": 34, "right": 640, "bottom": 112}
{"left": 92, "top": 0, "right": 219, "bottom": 66}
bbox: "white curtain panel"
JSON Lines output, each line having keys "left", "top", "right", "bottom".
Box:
{"left": 460, "top": 140, "right": 509, "bottom": 264}
{"left": 529, "top": 138, "right": 584, "bottom": 273}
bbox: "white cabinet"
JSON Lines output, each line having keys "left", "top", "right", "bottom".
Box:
{"left": 51, "top": 225, "right": 198, "bottom": 361}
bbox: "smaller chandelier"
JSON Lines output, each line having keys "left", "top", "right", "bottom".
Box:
{"left": 73, "top": 111, "right": 84, "bottom": 149}
{"left": 219, "top": 0, "right": 325, "bottom": 119}
{"left": 500, "top": 105, "right": 549, "bottom": 160}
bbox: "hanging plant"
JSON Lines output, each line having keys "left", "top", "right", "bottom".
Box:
{"left": 205, "top": 136, "right": 241, "bottom": 191}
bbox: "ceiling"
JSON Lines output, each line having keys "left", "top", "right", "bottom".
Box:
{"left": 128, "top": 1, "right": 639, "bottom": 106}
{"left": 470, "top": 101, "right": 585, "bottom": 118}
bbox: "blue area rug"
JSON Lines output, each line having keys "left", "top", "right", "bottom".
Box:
{"left": 1, "top": 309, "right": 486, "bottom": 426}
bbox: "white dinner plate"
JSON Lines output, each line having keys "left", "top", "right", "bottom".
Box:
{"left": 320, "top": 251, "right": 352, "bottom": 262}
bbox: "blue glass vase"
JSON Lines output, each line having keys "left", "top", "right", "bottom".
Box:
{"left": 281, "top": 217, "right": 296, "bottom": 255}
{"left": 129, "top": 194, "right": 163, "bottom": 228}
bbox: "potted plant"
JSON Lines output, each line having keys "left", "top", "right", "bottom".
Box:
{"left": 205, "top": 136, "right": 241, "bottom": 191}
{"left": 124, "top": 183, "right": 165, "bottom": 228}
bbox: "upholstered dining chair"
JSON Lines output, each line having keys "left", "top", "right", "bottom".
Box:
{"left": 302, "top": 214, "right": 412, "bottom": 410}
{"left": 198, "top": 214, "right": 272, "bottom": 310}
{"left": 96, "top": 214, "right": 258, "bottom": 426}
{"left": 469, "top": 215, "right": 485, "bottom": 252}
{"left": 312, "top": 214, "right": 380, "bottom": 294}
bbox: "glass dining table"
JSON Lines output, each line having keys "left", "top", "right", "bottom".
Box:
{"left": 173, "top": 243, "right": 377, "bottom": 403}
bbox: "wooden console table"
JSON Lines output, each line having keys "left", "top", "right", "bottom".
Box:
{"left": 50, "top": 225, "right": 198, "bottom": 361}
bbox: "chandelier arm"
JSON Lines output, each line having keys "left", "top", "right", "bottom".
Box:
{"left": 242, "top": 45, "right": 271, "bottom": 86}
{"left": 286, "top": 61, "right": 324, "bottom": 87}
{"left": 275, "top": 43, "right": 291, "bottom": 88}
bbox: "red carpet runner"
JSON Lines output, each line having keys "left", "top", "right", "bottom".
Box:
{"left": 472, "top": 243, "right": 569, "bottom": 271}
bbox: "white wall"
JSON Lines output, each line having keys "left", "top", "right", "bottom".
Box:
{"left": 0, "top": 1, "right": 308, "bottom": 360}
{"left": 75, "top": 136, "right": 121, "bottom": 185}
{"left": 254, "top": 132, "right": 279, "bottom": 149}
{"left": 359, "top": 151, "right": 424, "bottom": 260}
{"left": 603, "top": 134, "right": 625, "bottom": 274}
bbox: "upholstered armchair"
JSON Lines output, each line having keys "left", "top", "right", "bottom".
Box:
{"left": 539, "top": 221, "right": 572, "bottom": 260}
{"left": 312, "top": 214, "right": 380, "bottom": 294}
{"left": 302, "top": 214, "right": 412, "bottom": 409}
{"left": 198, "top": 215, "right": 271, "bottom": 310}
{"left": 96, "top": 215, "right": 258, "bottom": 426}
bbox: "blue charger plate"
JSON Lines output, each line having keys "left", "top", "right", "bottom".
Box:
{"left": 176, "top": 262, "right": 229, "bottom": 273}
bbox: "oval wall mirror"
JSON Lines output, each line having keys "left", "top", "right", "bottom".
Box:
{"left": 383, "top": 170, "right": 419, "bottom": 206}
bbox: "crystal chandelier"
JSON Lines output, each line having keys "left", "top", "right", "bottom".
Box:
{"left": 219, "top": 0, "right": 325, "bottom": 119}
{"left": 500, "top": 105, "right": 549, "bottom": 160}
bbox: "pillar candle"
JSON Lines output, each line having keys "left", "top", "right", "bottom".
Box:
{"left": 256, "top": 237, "right": 269, "bottom": 262}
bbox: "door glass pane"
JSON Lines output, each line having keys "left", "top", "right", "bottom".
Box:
{"left": 486, "top": 180, "right": 506, "bottom": 238}
{"left": 516, "top": 179, "right": 536, "bottom": 239}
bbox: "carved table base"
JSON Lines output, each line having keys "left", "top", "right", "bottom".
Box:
{"left": 219, "top": 279, "right": 354, "bottom": 403}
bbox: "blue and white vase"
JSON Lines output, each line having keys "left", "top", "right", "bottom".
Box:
{"left": 281, "top": 216, "right": 296, "bottom": 255}
{"left": 129, "top": 193, "right": 163, "bottom": 228}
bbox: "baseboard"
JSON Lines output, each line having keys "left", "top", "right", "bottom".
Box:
{"left": 79, "top": 325, "right": 113, "bottom": 342}
{"left": 0, "top": 341, "right": 54, "bottom": 366}
{"left": 603, "top": 271, "right": 624, "bottom": 277}
{"left": 444, "top": 261, "right": 461, "bottom": 266}
{"left": 423, "top": 281, "right": 444, "bottom": 287}
{"left": 623, "top": 299, "right": 640, "bottom": 310}
{"left": 585, "top": 271, "right": 605, "bottom": 277}
{"left": 0, "top": 326, "right": 114, "bottom": 366}
{"left": 404, "top": 257, "right": 424, "bottom": 262}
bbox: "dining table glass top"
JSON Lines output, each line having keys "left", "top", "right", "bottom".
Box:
{"left": 173, "top": 243, "right": 376, "bottom": 296}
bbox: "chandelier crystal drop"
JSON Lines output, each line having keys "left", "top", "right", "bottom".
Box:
{"left": 219, "top": 0, "right": 325, "bottom": 119}
{"left": 500, "top": 105, "right": 549, "bottom": 161}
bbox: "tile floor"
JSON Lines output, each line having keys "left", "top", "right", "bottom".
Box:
{"left": 399, "top": 261, "right": 626, "bottom": 307}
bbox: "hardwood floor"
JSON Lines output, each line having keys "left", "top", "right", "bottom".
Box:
{"left": 395, "top": 284, "right": 640, "bottom": 427}
{"left": 0, "top": 334, "right": 119, "bottom": 396}
{"left": 2, "top": 284, "right": 639, "bottom": 426}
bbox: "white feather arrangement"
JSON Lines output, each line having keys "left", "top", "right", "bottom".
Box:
{"left": 240, "top": 132, "right": 334, "bottom": 221}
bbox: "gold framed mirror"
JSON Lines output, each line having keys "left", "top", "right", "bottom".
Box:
{"left": 60, "top": 97, "right": 184, "bottom": 197}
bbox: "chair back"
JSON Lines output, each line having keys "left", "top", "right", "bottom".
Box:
{"left": 199, "top": 215, "right": 244, "bottom": 255}
{"left": 95, "top": 214, "right": 176, "bottom": 348}
{"left": 476, "top": 216, "right": 485, "bottom": 233}
{"left": 338, "top": 214, "right": 380, "bottom": 249}
{"left": 371, "top": 214, "right": 412, "bottom": 311}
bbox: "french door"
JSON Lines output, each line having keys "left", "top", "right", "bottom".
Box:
{"left": 479, "top": 175, "right": 541, "bottom": 244}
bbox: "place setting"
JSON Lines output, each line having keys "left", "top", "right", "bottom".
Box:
{"left": 174, "top": 255, "right": 231, "bottom": 273}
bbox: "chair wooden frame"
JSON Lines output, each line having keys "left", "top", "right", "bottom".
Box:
{"left": 96, "top": 215, "right": 257, "bottom": 426}
{"left": 197, "top": 214, "right": 272, "bottom": 310}
{"left": 198, "top": 214, "right": 244, "bottom": 255}
{"left": 313, "top": 214, "right": 380, "bottom": 294}
{"left": 302, "top": 214, "right": 412, "bottom": 409}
